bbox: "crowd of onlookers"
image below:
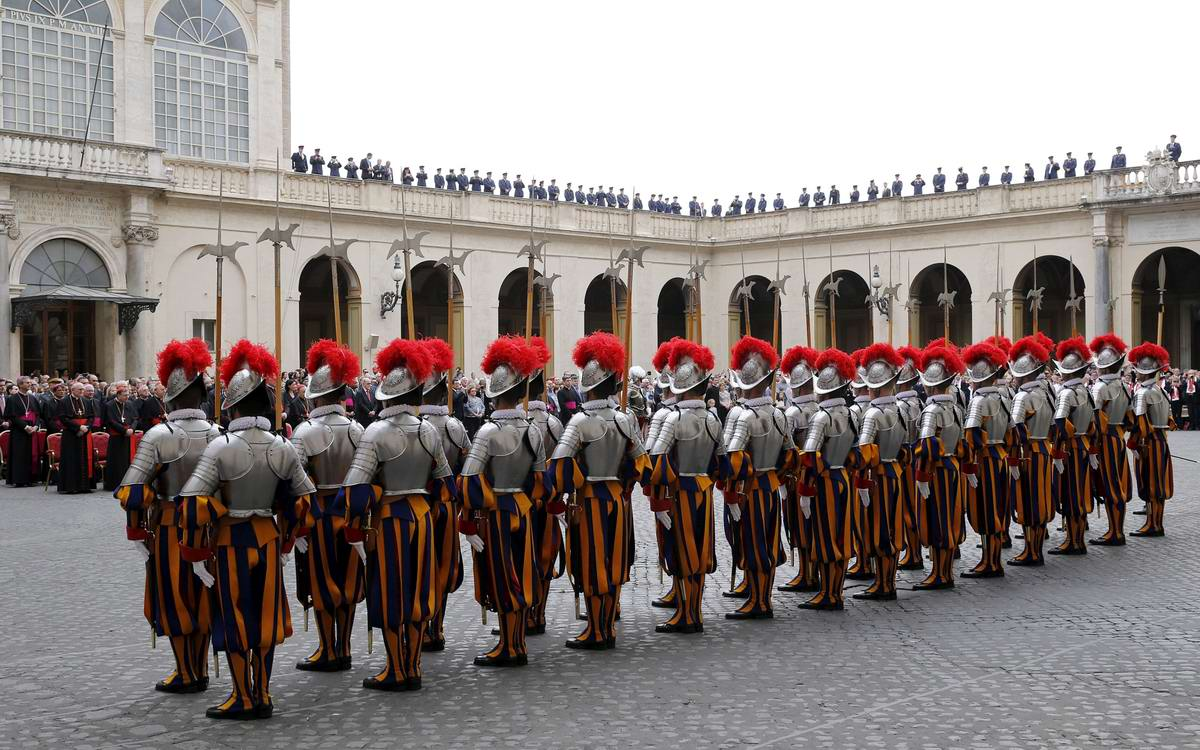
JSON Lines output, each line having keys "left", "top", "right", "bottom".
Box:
{"left": 288, "top": 134, "right": 1184, "bottom": 218}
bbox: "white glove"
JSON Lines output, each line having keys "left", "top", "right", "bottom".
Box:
{"left": 728, "top": 504, "right": 742, "bottom": 522}
{"left": 79, "top": 426, "right": 88, "bottom": 434}
{"left": 778, "top": 484, "right": 788, "bottom": 500}
{"left": 293, "top": 536, "right": 308, "bottom": 554}
{"left": 1053, "top": 459, "right": 1065, "bottom": 474}
{"left": 917, "top": 481, "right": 931, "bottom": 499}
{"left": 133, "top": 542, "right": 150, "bottom": 562}
{"left": 192, "top": 561, "right": 214, "bottom": 588}
{"left": 280, "top": 551, "right": 292, "bottom": 566}
{"left": 655, "top": 510, "right": 672, "bottom": 530}
{"left": 800, "top": 496, "right": 813, "bottom": 519}
{"left": 1009, "top": 466, "right": 1020, "bottom": 480}
{"left": 857, "top": 488, "right": 871, "bottom": 508}
{"left": 1088, "top": 455, "right": 1100, "bottom": 470}
{"left": 967, "top": 474, "right": 979, "bottom": 489}
{"left": 350, "top": 541, "right": 367, "bottom": 563}
{"left": 466, "top": 534, "right": 485, "bottom": 553}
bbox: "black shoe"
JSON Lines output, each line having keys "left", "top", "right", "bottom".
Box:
{"left": 1132, "top": 508, "right": 1148, "bottom": 516}
{"left": 1047, "top": 546, "right": 1087, "bottom": 556}
{"left": 725, "top": 609, "right": 774, "bottom": 620}
{"left": 852, "top": 590, "right": 898, "bottom": 601}
{"left": 799, "top": 600, "right": 844, "bottom": 611}
{"left": 422, "top": 638, "right": 446, "bottom": 652}
{"left": 473, "top": 653, "right": 528, "bottom": 667}
{"left": 362, "top": 677, "right": 408, "bottom": 691}
{"left": 336, "top": 656, "right": 352, "bottom": 670}
{"left": 564, "top": 638, "right": 608, "bottom": 651}
{"left": 254, "top": 700, "right": 274, "bottom": 719}
{"left": 405, "top": 677, "right": 422, "bottom": 691}
{"left": 897, "top": 560, "right": 925, "bottom": 571}
{"left": 912, "top": 580, "right": 955, "bottom": 590}
{"left": 491, "top": 627, "right": 502, "bottom": 636}
{"left": 650, "top": 597, "right": 676, "bottom": 609}
{"left": 655, "top": 622, "right": 702, "bottom": 634}
{"left": 1130, "top": 529, "right": 1165, "bottom": 537}
{"left": 845, "top": 569, "right": 875, "bottom": 581}
{"left": 205, "top": 703, "right": 260, "bottom": 720}
{"left": 606, "top": 637, "right": 617, "bottom": 649}
{"left": 721, "top": 588, "right": 750, "bottom": 599}
{"left": 295, "top": 657, "right": 342, "bottom": 672}
{"left": 1089, "top": 536, "right": 1126, "bottom": 546}
{"left": 526, "top": 623, "right": 546, "bottom": 636}
{"left": 1007, "top": 556, "right": 1044, "bottom": 567}
{"left": 155, "top": 676, "right": 209, "bottom": 694}
{"left": 1001, "top": 539, "right": 1013, "bottom": 549}
{"left": 777, "top": 581, "right": 821, "bottom": 593}
{"left": 960, "top": 568, "right": 1005, "bottom": 579}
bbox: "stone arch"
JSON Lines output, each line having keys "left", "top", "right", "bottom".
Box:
{"left": 1012, "top": 255, "right": 1086, "bottom": 342}
{"left": 657, "top": 277, "right": 687, "bottom": 343}
{"left": 909, "top": 262, "right": 973, "bottom": 347}
{"left": 727, "top": 275, "right": 776, "bottom": 347}
{"left": 396, "top": 259, "right": 466, "bottom": 368}
{"left": 583, "top": 273, "right": 627, "bottom": 336}
{"left": 497, "top": 267, "right": 549, "bottom": 338}
{"left": 813, "top": 270, "right": 870, "bottom": 351}
{"left": 10, "top": 226, "right": 124, "bottom": 290}
{"left": 164, "top": 241, "right": 248, "bottom": 348}
{"left": 297, "top": 255, "right": 362, "bottom": 358}
{"left": 1132, "top": 247, "right": 1200, "bottom": 368}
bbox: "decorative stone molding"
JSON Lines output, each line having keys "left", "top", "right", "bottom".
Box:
{"left": 1143, "top": 150, "right": 1179, "bottom": 196}
{"left": 0, "top": 213, "right": 19, "bottom": 240}
{"left": 1091, "top": 235, "right": 1112, "bottom": 248}
{"left": 122, "top": 224, "right": 160, "bottom": 244}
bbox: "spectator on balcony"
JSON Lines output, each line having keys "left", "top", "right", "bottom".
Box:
{"left": 380, "top": 160, "right": 392, "bottom": 182}
{"left": 434, "top": 167, "right": 445, "bottom": 189}
{"left": 745, "top": 192, "right": 755, "bottom": 214}
{"left": 731, "top": 195, "right": 743, "bottom": 214}
{"left": 955, "top": 168, "right": 968, "bottom": 190}
{"left": 541, "top": 181, "right": 551, "bottom": 200}
{"left": 291, "top": 145, "right": 308, "bottom": 173}
{"left": 329, "top": 156, "right": 342, "bottom": 179}
{"left": 498, "top": 172, "right": 511, "bottom": 195}
{"left": 978, "top": 167, "right": 990, "bottom": 187}
{"left": 633, "top": 192, "right": 643, "bottom": 210}
{"left": 617, "top": 188, "right": 628, "bottom": 209}
{"left": 757, "top": 194, "right": 767, "bottom": 212}
{"left": 688, "top": 197, "right": 700, "bottom": 216}
{"left": 482, "top": 171, "right": 494, "bottom": 193}
{"left": 867, "top": 180, "right": 879, "bottom": 201}
{"left": 813, "top": 187, "right": 826, "bottom": 206}
{"left": 891, "top": 174, "right": 903, "bottom": 198}
{"left": 910, "top": 175, "right": 925, "bottom": 195}
{"left": 360, "top": 154, "right": 373, "bottom": 181}
{"left": 346, "top": 158, "right": 359, "bottom": 180}
{"left": 575, "top": 187, "right": 586, "bottom": 205}
{"left": 773, "top": 193, "right": 785, "bottom": 210}
{"left": 549, "top": 180, "right": 560, "bottom": 201}
{"left": 932, "top": 168, "right": 946, "bottom": 193}
{"left": 585, "top": 187, "right": 595, "bottom": 206}
{"left": 829, "top": 185, "right": 840, "bottom": 205}
{"left": 513, "top": 175, "right": 526, "bottom": 198}
{"left": 1063, "top": 152, "right": 1077, "bottom": 177}
{"left": 310, "top": 148, "right": 325, "bottom": 176}
{"left": 882, "top": 185, "right": 891, "bottom": 198}
{"left": 671, "top": 196, "right": 681, "bottom": 214}
{"left": 1083, "top": 153, "right": 1096, "bottom": 175}
{"left": 849, "top": 186, "right": 860, "bottom": 203}
{"left": 1001, "top": 166, "right": 1012, "bottom": 185}
{"left": 607, "top": 187, "right": 618, "bottom": 207}
{"left": 1111, "top": 147, "right": 1126, "bottom": 169}
{"left": 401, "top": 166, "right": 413, "bottom": 185}
{"left": 459, "top": 168, "right": 469, "bottom": 191}
{"left": 1044, "top": 156, "right": 1060, "bottom": 180}
{"left": 1023, "top": 163, "right": 1035, "bottom": 182}
{"left": 469, "top": 170, "right": 482, "bottom": 191}
{"left": 417, "top": 166, "right": 428, "bottom": 187}
{"left": 711, "top": 198, "right": 722, "bottom": 216}
{"left": 564, "top": 183, "right": 575, "bottom": 202}
{"left": 1167, "top": 135, "right": 1182, "bottom": 162}
{"left": 798, "top": 188, "right": 810, "bottom": 207}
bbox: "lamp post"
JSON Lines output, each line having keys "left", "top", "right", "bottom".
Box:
{"left": 380, "top": 256, "right": 404, "bottom": 319}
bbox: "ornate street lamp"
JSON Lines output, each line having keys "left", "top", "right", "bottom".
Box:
{"left": 380, "top": 256, "right": 404, "bottom": 319}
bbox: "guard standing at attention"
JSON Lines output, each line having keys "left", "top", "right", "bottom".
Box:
{"left": 1127, "top": 343, "right": 1174, "bottom": 537}
{"left": 1088, "top": 334, "right": 1132, "bottom": 545}
{"left": 912, "top": 345, "right": 966, "bottom": 590}
{"left": 116, "top": 338, "right": 219, "bottom": 695}
{"left": 1005, "top": 335, "right": 1056, "bottom": 567}
{"left": 779, "top": 345, "right": 821, "bottom": 594}
{"left": 1048, "top": 337, "right": 1097, "bottom": 555}
{"left": 894, "top": 346, "right": 926, "bottom": 571}
{"left": 290, "top": 340, "right": 365, "bottom": 672}
{"left": 646, "top": 340, "right": 682, "bottom": 609}
{"left": 959, "top": 341, "right": 1011, "bottom": 578}
{"left": 523, "top": 339, "right": 564, "bottom": 635}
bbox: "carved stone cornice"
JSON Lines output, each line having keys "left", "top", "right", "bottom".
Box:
{"left": 122, "top": 224, "right": 160, "bottom": 244}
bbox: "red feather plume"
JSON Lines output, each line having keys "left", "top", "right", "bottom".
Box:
{"left": 1089, "top": 333, "right": 1127, "bottom": 357}
{"left": 1055, "top": 335, "right": 1090, "bottom": 364}
{"left": 1010, "top": 335, "right": 1050, "bottom": 364}
{"left": 306, "top": 339, "right": 361, "bottom": 386}
{"left": 781, "top": 345, "right": 817, "bottom": 374}
{"left": 572, "top": 332, "right": 626, "bottom": 373}
{"left": 220, "top": 339, "right": 279, "bottom": 387}
{"left": 924, "top": 337, "right": 958, "bottom": 353}
{"left": 731, "top": 335, "right": 779, "bottom": 371}
{"left": 816, "top": 348, "right": 856, "bottom": 382}
{"left": 987, "top": 335, "right": 1013, "bottom": 354}
{"left": 481, "top": 335, "right": 538, "bottom": 378}
{"left": 860, "top": 342, "right": 905, "bottom": 369}
{"left": 156, "top": 338, "right": 212, "bottom": 387}
{"left": 1129, "top": 342, "right": 1169, "bottom": 369}
{"left": 897, "top": 345, "right": 923, "bottom": 364}
{"left": 921, "top": 345, "right": 965, "bottom": 375}
{"left": 375, "top": 338, "right": 433, "bottom": 383}
{"left": 527, "top": 336, "right": 551, "bottom": 371}
{"left": 652, "top": 338, "right": 681, "bottom": 371}
{"left": 420, "top": 337, "right": 456, "bottom": 374}
{"left": 668, "top": 340, "right": 715, "bottom": 372}
{"left": 962, "top": 342, "right": 1008, "bottom": 370}
{"left": 1033, "top": 331, "right": 1055, "bottom": 354}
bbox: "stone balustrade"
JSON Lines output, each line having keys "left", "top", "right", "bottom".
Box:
{"left": 0, "top": 129, "right": 167, "bottom": 182}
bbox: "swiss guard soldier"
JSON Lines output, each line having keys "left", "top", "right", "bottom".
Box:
{"left": 1005, "top": 335, "right": 1055, "bottom": 567}
{"left": 177, "top": 340, "right": 315, "bottom": 720}
{"left": 524, "top": 339, "right": 564, "bottom": 635}
{"left": 550, "top": 332, "right": 649, "bottom": 650}
{"left": 845, "top": 354, "right": 874, "bottom": 583}
{"left": 116, "top": 338, "right": 219, "bottom": 695}
{"left": 795, "top": 348, "right": 858, "bottom": 611}
{"left": 1088, "top": 334, "right": 1132, "bottom": 545}
{"left": 646, "top": 339, "right": 682, "bottom": 610}
{"left": 647, "top": 339, "right": 726, "bottom": 633}
{"left": 846, "top": 343, "right": 907, "bottom": 600}
{"left": 912, "top": 345, "right": 966, "bottom": 590}
{"left": 290, "top": 340, "right": 364, "bottom": 672}
{"left": 724, "top": 337, "right": 795, "bottom": 620}
{"left": 894, "top": 346, "right": 926, "bottom": 571}
{"left": 779, "top": 345, "right": 821, "bottom": 593}
{"left": 1127, "top": 342, "right": 1174, "bottom": 537}
{"left": 343, "top": 339, "right": 451, "bottom": 690}
{"left": 418, "top": 338, "right": 470, "bottom": 651}
{"left": 1048, "top": 337, "right": 1097, "bottom": 555}
{"left": 460, "top": 336, "right": 547, "bottom": 667}
{"left": 959, "top": 341, "right": 1011, "bottom": 578}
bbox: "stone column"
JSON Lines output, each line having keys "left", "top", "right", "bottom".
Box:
{"left": 122, "top": 224, "right": 159, "bottom": 376}
{"left": 1091, "top": 209, "right": 1113, "bottom": 335}
{"left": 0, "top": 203, "right": 17, "bottom": 374}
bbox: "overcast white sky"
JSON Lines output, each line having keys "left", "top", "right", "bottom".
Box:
{"left": 291, "top": 0, "right": 1199, "bottom": 204}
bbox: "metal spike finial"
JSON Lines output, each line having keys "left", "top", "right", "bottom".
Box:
{"left": 616, "top": 245, "right": 650, "bottom": 268}
{"left": 533, "top": 273, "right": 561, "bottom": 293}
{"left": 388, "top": 231, "right": 430, "bottom": 260}
{"left": 435, "top": 247, "right": 475, "bottom": 273}
{"left": 768, "top": 275, "right": 790, "bottom": 295}
{"left": 319, "top": 238, "right": 359, "bottom": 261}
{"left": 256, "top": 223, "right": 300, "bottom": 251}
{"left": 519, "top": 239, "right": 548, "bottom": 262}
{"left": 194, "top": 240, "right": 247, "bottom": 261}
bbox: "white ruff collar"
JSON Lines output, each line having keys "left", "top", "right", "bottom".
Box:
{"left": 309, "top": 404, "right": 345, "bottom": 419}
{"left": 491, "top": 407, "right": 526, "bottom": 420}
{"left": 168, "top": 408, "right": 207, "bottom": 421}
{"left": 229, "top": 416, "right": 271, "bottom": 432}
{"left": 420, "top": 405, "right": 450, "bottom": 416}
{"left": 379, "top": 404, "right": 417, "bottom": 418}
{"left": 526, "top": 400, "right": 546, "bottom": 412}
{"left": 743, "top": 395, "right": 773, "bottom": 407}
{"left": 677, "top": 399, "right": 706, "bottom": 409}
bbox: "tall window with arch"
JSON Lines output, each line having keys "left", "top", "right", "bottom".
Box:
{"left": 0, "top": 0, "right": 114, "bottom": 141}
{"left": 152, "top": 0, "right": 249, "bottom": 163}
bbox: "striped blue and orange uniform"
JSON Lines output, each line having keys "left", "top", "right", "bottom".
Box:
{"left": 726, "top": 448, "right": 796, "bottom": 614}
{"left": 649, "top": 452, "right": 724, "bottom": 627}
{"left": 1128, "top": 382, "right": 1174, "bottom": 535}
{"left": 1090, "top": 379, "right": 1132, "bottom": 543}
{"left": 302, "top": 488, "right": 366, "bottom": 660}
{"left": 1050, "top": 387, "right": 1096, "bottom": 552}
{"left": 427, "top": 485, "right": 464, "bottom": 640}
{"left": 797, "top": 449, "right": 853, "bottom": 608}
{"left": 912, "top": 396, "right": 965, "bottom": 586}
{"left": 1006, "top": 384, "right": 1056, "bottom": 564}
{"left": 963, "top": 415, "right": 1009, "bottom": 574}
{"left": 846, "top": 441, "right": 905, "bottom": 595}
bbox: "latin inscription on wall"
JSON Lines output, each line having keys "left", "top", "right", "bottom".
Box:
{"left": 15, "top": 190, "right": 118, "bottom": 230}
{"left": 1127, "top": 211, "right": 1200, "bottom": 245}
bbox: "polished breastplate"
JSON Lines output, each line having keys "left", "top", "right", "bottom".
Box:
{"left": 485, "top": 418, "right": 537, "bottom": 492}
{"left": 214, "top": 427, "right": 293, "bottom": 512}
{"left": 153, "top": 418, "right": 219, "bottom": 498}
{"left": 674, "top": 406, "right": 721, "bottom": 476}
{"left": 294, "top": 412, "right": 362, "bottom": 489}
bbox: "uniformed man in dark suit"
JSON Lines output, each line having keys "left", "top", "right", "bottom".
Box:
{"left": 1083, "top": 153, "right": 1096, "bottom": 175}
{"left": 757, "top": 194, "right": 766, "bottom": 212}
{"left": 499, "top": 172, "right": 511, "bottom": 195}
{"left": 459, "top": 168, "right": 470, "bottom": 191}
{"left": 731, "top": 195, "right": 743, "bottom": 214}
{"left": 849, "top": 185, "right": 860, "bottom": 202}
{"left": 1111, "top": 147, "right": 1126, "bottom": 168}
{"left": 955, "top": 167, "right": 968, "bottom": 190}
{"left": 978, "top": 167, "right": 990, "bottom": 186}
{"left": 711, "top": 198, "right": 722, "bottom": 216}
{"left": 1063, "top": 152, "right": 1077, "bottom": 177}
{"left": 483, "top": 171, "right": 496, "bottom": 193}
{"left": 1167, "top": 135, "right": 1182, "bottom": 161}
{"left": 447, "top": 168, "right": 458, "bottom": 190}
{"left": 813, "top": 187, "right": 826, "bottom": 206}
{"left": 575, "top": 187, "right": 586, "bottom": 205}
{"left": 910, "top": 175, "right": 925, "bottom": 195}
{"left": 745, "top": 192, "right": 755, "bottom": 214}
{"left": 549, "top": 180, "right": 560, "bottom": 201}
{"left": 586, "top": 187, "right": 596, "bottom": 206}
{"left": 1001, "top": 166, "right": 1012, "bottom": 185}
{"left": 633, "top": 192, "right": 643, "bottom": 210}
{"left": 607, "top": 187, "right": 618, "bottom": 207}
{"left": 829, "top": 185, "right": 840, "bottom": 205}
{"left": 881, "top": 186, "right": 891, "bottom": 198}
{"left": 798, "top": 188, "right": 810, "bottom": 207}
{"left": 470, "top": 170, "right": 483, "bottom": 191}
{"left": 891, "top": 174, "right": 903, "bottom": 197}
{"left": 773, "top": 193, "right": 785, "bottom": 210}
{"left": 329, "top": 156, "right": 342, "bottom": 178}
{"left": 1023, "top": 163, "right": 1035, "bottom": 182}
{"left": 867, "top": 180, "right": 879, "bottom": 200}
{"left": 537, "top": 180, "right": 548, "bottom": 199}
{"left": 416, "top": 166, "right": 428, "bottom": 187}
{"left": 360, "top": 153, "right": 373, "bottom": 181}
{"left": 671, "top": 196, "right": 681, "bottom": 214}
{"left": 345, "top": 158, "right": 359, "bottom": 180}
{"left": 291, "top": 145, "right": 308, "bottom": 173}
{"left": 513, "top": 175, "right": 525, "bottom": 198}
{"left": 932, "top": 167, "right": 946, "bottom": 193}
{"left": 688, "top": 197, "right": 699, "bottom": 216}
{"left": 1044, "top": 156, "right": 1059, "bottom": 179}
{"left": 564, "top": 183, "right": 575, "bottom": 202}
{"left": 434, "top": 168, "right": 445, "bottom": 189}
{"left": 310, "top": 148, "right": 325, "bottom": 176}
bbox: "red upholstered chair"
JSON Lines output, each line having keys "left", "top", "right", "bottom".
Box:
{"left": 92, "top": 431, "right": 110, "bottom": 473}
{"left": 44, "top": 433, "right": 62, "bottom": 491}
{"left": 0, "top": 430, "right": 9, "bottom": 474}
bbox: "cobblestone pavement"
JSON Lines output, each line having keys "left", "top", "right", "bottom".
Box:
{"left": 2, "top": 433, "right": 1199, "bottom": 749}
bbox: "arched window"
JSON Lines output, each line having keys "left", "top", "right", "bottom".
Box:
{"left": 0, "top": 0, "right": 114, "bottom": 141}
{"left": 19, "top": 237, "right": 110, "bottom": 290}
{"left": 153, "top": 0, "right": 249, "bottom": 163}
